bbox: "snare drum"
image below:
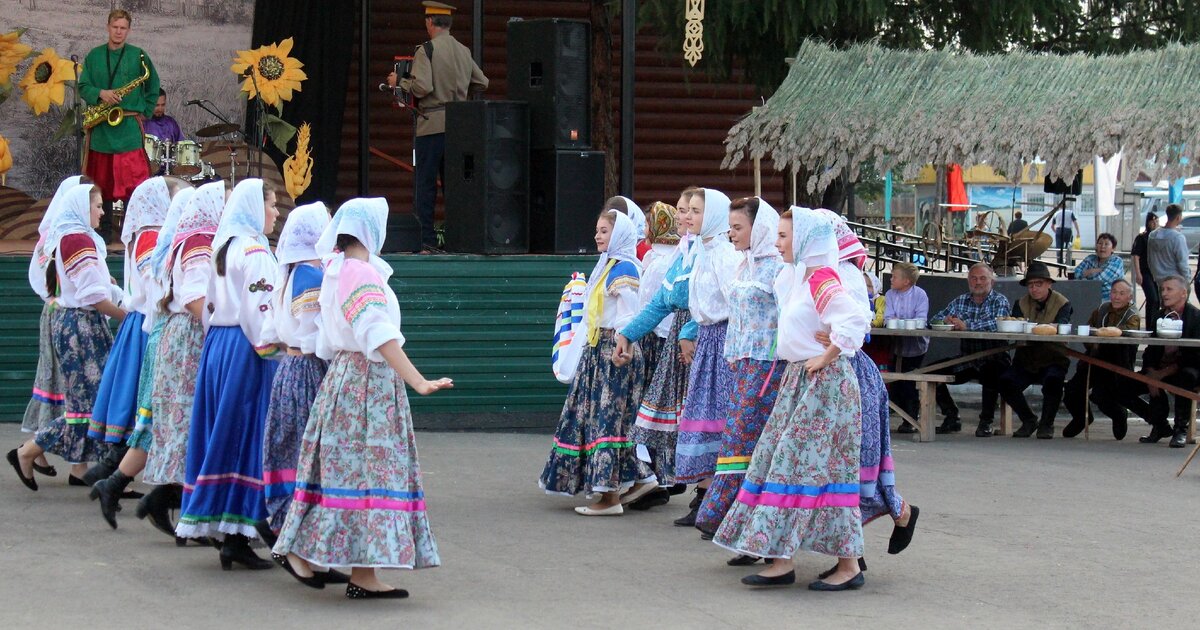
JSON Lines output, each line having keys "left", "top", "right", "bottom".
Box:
{"left": 173, "top": 140, "right": 202, "bottom": 176}
{"left": 189, "top": 161, "right": 217, "bottom": 182}
{"left": 143, "top": 134, "right": 163, "bottom": 167}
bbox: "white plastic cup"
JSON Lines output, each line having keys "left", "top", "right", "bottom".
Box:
{"left": 905, "top": 319, "right": 918, "bottom": 330}
{"left": 886, "top": 319, "right": 900, "bottom": 330}
{"left": 1058, "top": 324, "right": 1071, "bottom": 335}
{"left": 1077, "top": 325, "right": 1090, "bottom": 336}
{"left": 1022, "top": 322, "right": 1036, "bottom": 334}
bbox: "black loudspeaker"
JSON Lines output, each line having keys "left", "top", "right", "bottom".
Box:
{"left": 1044, "top": 170, "right": 1083, "bottom": 196}
{"left": 444, "top": 100, "right": 530, "bottom": 254}
{"left": 530, "top": 150, "right": 606, "bottom": 254}
{"left": 382, "top": 213, "right": 422, "bottom": 254}
{"left": 506, "top": 18, "right": 590, "bottom": 150}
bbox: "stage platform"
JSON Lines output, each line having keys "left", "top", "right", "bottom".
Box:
{"left": 0, "top": 253, "right": 594, "bottom": 431}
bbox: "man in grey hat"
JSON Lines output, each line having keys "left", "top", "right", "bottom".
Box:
{"left": 997, "top": 261, "right": 1074, "bottom": 439}
{"left": 388, "top": 1, "right": 489, "bottom": 252}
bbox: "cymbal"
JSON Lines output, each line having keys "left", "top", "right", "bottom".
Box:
{"left": 194, "top": 123, "right": 242, "bottom": 138}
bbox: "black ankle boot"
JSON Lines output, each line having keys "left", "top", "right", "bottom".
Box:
{"left": 81, "top": 460, "right": 116, "bottom": 486}
{"left": 136, "top": 484, "right": 178, "bottom": 538}
{"left": 219, "top": 534, "right": 273, "bottom": 571}
{"left": 90, "top": 470, "right": 133, "bottom": 529}
{"left": 673, "top": 487, "right": 706, "bottom": 527}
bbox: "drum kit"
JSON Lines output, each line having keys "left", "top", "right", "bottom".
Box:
{"left": 143, "top": 122, "right": 243, "bottom": 184}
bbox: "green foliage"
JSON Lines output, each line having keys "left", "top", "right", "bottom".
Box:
{"left": 641, "top": 0, "right": 1200, "bottom": 93}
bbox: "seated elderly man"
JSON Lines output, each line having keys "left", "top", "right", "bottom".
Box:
{"left": 1114, "top": 275, "right": 1200, "bottom": 448}
{"left": 998, "top": 261, "right": 1074, "bottom": 439}
{"left": 1062, "top": 278, "right": 1141, "bottom": 439}
{"left": 930, "top": 262, "right": 1012, "bottom": 437}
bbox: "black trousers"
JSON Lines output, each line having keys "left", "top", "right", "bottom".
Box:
{"left": 1114, "top": 368, "right": 1199, "bottom": 433}
{"left": 1140, "top": 277, "right": 1159, "bottom": 325}
{"left": 414, "top": 132, "right": 446, "bottom": 248}
{"left": 998, "top": 362, "right": 1068, "bottom": 426}
{"left": 1055, "top": 228, "right": 1073, "bottom": 264}
{"left": 892, "top": 353, "right": 925, "bottom": 422}
{"left": 934, "top": 357, "right": 1008, "bottom": 423}
{"left": 1062, "top": 364, "right": 1129, "bottom": 426}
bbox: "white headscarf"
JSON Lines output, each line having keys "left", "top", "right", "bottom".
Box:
{"left": 585, "top": 208, "right": 639, "bottom": 296}
{"left": 44, "top": 184, "right": 105, "bottom": 263}
{"left": 276, "top": 202, "right": 330, "bottom": 269}
{"left": 316, "top": 197, "right": 392, "bottom": 284}
{"left": 29, "top": 175, "right": 82, "bottom": 298}
{"left": 737, "top": 197, "right": 781, "bottom": 281}
{"left": 686, "top": 188, "right": 735, "bottom": 315}
{"left": 121, "top": 177, "right": 172, "bottom": 296}
{"left": 213, "top": 178, "right": 267, "bottom": 254}
{"left": 613, "top": 196, "right": 647, "bottom": 244}
{"left": 776, "top": 206, "right": 840, "bottom": 306}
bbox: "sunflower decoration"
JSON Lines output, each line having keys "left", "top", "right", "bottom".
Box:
{"left": 18, "top": 48, "right": 76, "bottom": 115}
{"left": 0, "top": 29, "right": 34, "bottom": 87}
{"left": 0, "top": 133, "right": 12, "bottom": 182}
{"left": 231, "top": 37, "right": 307, "bottom": 110}
{"left": 283, "top": 122, "right": 313, "bottom": 201}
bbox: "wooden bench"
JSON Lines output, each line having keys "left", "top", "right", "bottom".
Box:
{"left": 881, "top": 372, "right": 956, "bottom": 442}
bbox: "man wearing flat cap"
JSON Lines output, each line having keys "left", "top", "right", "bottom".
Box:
{"left": 997, "top": 261, "right": 1074, "bottom": 439}
{"left": 388, "top": 1, "right": 489, "bottom": 253}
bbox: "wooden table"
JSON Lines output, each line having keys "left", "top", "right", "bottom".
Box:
{"left": 870, "top": 327, "right": 1200, "bottom": 444}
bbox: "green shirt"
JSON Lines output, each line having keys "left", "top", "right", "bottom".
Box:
{"left": 78, "top": 43, "right": 161, "bottom": 155}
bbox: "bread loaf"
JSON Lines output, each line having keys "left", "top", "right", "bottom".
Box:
{"left": 1032, "top": 324, "right": 1058, "bottom": 335}
{"left": 1096, "top": 326, "right": 1123, "bottom": 337}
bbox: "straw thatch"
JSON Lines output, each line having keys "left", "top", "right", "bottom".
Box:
{"left": 724, "top": 40, "right": 1200, "bottom": 192}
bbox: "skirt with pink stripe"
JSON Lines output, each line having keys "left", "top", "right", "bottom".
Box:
{"left": 262, "top": 354, "right": 327, "bottom": 532}
{"left": 22, "top": 301, "right": 66, "bottom": 433}
{"left": 714, "top": 359, "right": 864, "bottom": 559}
{"left": 272, "top": 351, "right": 440, "bottom": 569}
{"left": 674, "top": 321, "right": 735, "bottom": 484}
{"left": 850, "top": 350, "right": 904, "bottom": 524}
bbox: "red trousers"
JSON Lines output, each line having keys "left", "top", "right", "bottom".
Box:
{"left": 86, "top": 149, "right": 150, "bottom": 203}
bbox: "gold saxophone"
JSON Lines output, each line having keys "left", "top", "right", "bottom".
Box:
{"left": 82, "top": 55, "right": 150, "bottom": 130}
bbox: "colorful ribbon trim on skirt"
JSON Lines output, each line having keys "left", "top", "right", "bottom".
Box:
{"left": 715, "top": 455, "right": 752, "bottom": 475}
{"left": 262, "top": 469, "right": 296, "bottom": 501}
{"left": 553, "top": 436, "right": 633, "bottom": 457}
{"left": 31, "top": 388, "right": 64, "bottom": 405}
{"left": 293, "top": 481, "right": 426, "bottom": 512}
{"left": 65, "top": 412, "right": 91, "bottom": 426}
{"left": 735, "top": 480, "right": 861, "bottom": 509}
{"left": 859, "top": 455, "right": 895, "bottom": 497}
{"left": 635, "top": 402, "right": 679, "bottom": 431}
{"left": 183, "top": 472, "right": 264, "bottom": 492}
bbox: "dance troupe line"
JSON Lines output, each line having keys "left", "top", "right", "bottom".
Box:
{"left": 8, "top": 176, "right": 451, "bottom": 600}
{"left": 5, "top": 178, "right": 915, "bottom": 598}
{"left": 539, "top": 190, "right": 917, "bottom": 591}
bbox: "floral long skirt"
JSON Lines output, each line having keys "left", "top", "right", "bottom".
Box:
{"left": 89, "top": 311, "right": 147, "bottom": 443}
{"left": 714, "top": 359, "right": 864, "bottom": 559}
{"left": 272, "top": 351, "right": 440, "bottom": 569}
{"left": 851, "top": 350, "right": 905, "bottom": 524}
{"left": 126, "top": 317, "right": 166, "bottom": 452}
{"left": 539, "top": 330, "right": 647, "bottom": 496}
{"left": 177, "top": 326, "right": 276, "bottom": 539}
{"left": 694, "top": 358, "right": 783, "bottom": 534}
{"left": 675, "top": 321, "right": 735, "bottom": 484}
{"left": 143, "top": 312, "right": 204, "bottom": 485}
{"left": 630, "top": 311, "right": 691, "bottom": 486}
{"left": 639, "top": 334, "right": 665, "bottom": 393}
{"left": 22, "top": 301, "right": 65, "bottom": 433}
{"left": 262, "top": 354, "right": 328, "bottom": 532}
{"left": 33, "top": 308, "right": 112, "bottom": 464}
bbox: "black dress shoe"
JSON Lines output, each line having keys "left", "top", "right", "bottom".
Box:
{"left": 934, "top": 420, "right": 961, "bottom": 434}
{"left": 627, "top": 488, "right": 670, "bottom": 511}
{"left": 1112, "top": 416, "right": 1128, "bottom": 441}
{"left": 818, "top": 557, "right": 867, "bottom": 579}
{"left": 1169, "top": 430, "right": 1188, "bottom": 448}
{"left": 727, "top": 554, "right": 763, "bottom": 566}
{"left": 219, "top": 535, "right": 273, "bottom": 570}
{"left": 1036, "top": 423, "right": 1054, "bottom": 439}
{"left": 1012, "top": 421, "right": 1037, "bottom": 438}
{"left": 1139, "top": 424, "right": 1172, "bottom": 443}
{"left": 897, "top": 423, "right": 917, "bottom": 434}
{"left": 975, "top": 421, "right": 994, "bottom": 437}
{"left": 888, "top": 505, "right": 919, "bottom": 554}
{"left": 1061, "top": 416, "right": 1090, "bottom": 438}
{"left": 255, "top": 520, "right": 279, "bottom": 548}
{"left": 271, "top": 553, "right": 325, "bottom": 589}
{"left": 7, "top": 449, "right": 37, "bottom": 492}
{"left": 68, "top": 475, "right": 89, "bottom": 486}
{"left": 346, "top": 582, "right": 409, "bottom": 599}
{"left": 673, "top": 488, "right": 705, "bottom": 527}
{"left": 808, "top": 572, "right": 865, "bottom": 591}
{"left": 31, "top": 462, "right": 57, "bottom": 477}
{"left": 741, "top": 570, "right": 795, "bottom": 586}
{"left": 668, "top": 483, "right": 688, "bottom": 496}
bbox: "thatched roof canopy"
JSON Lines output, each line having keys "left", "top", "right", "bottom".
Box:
{"left": 724, "top": 40, "right": 1200, "bottom": 192}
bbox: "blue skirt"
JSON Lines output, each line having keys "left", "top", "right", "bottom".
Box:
{"left": 675, "top": 321, "right": 735, "bottom": 484}
{"left": 177, "top": 326, "right": 277, "bottom": 539}
{"left": 263, "top": 354, "right": 327, "bottom": 532}
{"left": 89, "top": 311, "right": 147, "bottom": 444}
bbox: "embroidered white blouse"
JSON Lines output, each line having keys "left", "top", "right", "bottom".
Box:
{"left": 53, "top": 233, "right": 112, "bottom": 309}
{"left": 316, "top": 258, "right": 404, "bottom": 363}
{"left": 203, "top": 235, "right": 280, "bottom": 357}
{"left": 274, "top": 263, "right": 323, "bottom": 354}
{"left": 776, "top": 267, "right": 870, "bottom": 362}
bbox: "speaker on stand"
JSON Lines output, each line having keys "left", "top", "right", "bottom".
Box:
{"left": 506, "top": 18, "right": 591, "bottom": 151}
{"left": 443, "top": 101, "right": 530, "bottom": 254}
{"left": 530, "top": 149, "right": 606, "bottom": 254}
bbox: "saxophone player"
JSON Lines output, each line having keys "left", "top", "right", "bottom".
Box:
{"left": 78, "top": 9, "right": 161, "bottom": 240}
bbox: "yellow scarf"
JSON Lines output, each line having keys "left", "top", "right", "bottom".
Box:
{"left": 586, "top": 260, "right": 617, "bottom": 347}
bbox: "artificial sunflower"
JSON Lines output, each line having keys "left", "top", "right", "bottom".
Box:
{"left": 231, "top": 37, "right": 307, "bottom": 109}
{"left": 18, "top": 48, "right": 75, "bottom": 115}
{"left": 0, "top": 133, "right": 12, "bottom": 177}
{"left": 283, "top": 122, "right": 313, "bottom": 200}
{"left": 0, "top": 29, "right": 34, "bottom": 86}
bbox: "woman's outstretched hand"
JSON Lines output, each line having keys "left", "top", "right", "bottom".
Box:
{"left": 414, "top": 378, "right": 454, "bottom": 395}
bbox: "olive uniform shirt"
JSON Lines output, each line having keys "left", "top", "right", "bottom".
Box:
{"left": 410, "top": 31, "right": 488, "bottom": 137}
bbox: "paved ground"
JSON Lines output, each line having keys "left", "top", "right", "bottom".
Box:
{"left": 1, "top": 422, "right": 1197, "bottom": 629}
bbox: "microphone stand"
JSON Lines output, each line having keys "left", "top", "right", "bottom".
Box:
{"left": 71, "top": 55, "right": 83, "bottom": 173}
{"left": 190, "top": 99, "right": 250, "bottom": 186}
{"left": 246, "top": 67, "right": 267, "bottom": 179}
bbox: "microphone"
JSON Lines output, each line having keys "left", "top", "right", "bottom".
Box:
{"left": 240, "top": 66, "right": 254, "bottom": 78}
{"left": 184, "top": 99, "right": 203, "bottom": 106}
{"left": 70, "top": 54, "right": 78, "bottom": 63}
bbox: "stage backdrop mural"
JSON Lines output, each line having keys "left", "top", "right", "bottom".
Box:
{"left": 0, "top": 0, "right": 253, "bottom": 239}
